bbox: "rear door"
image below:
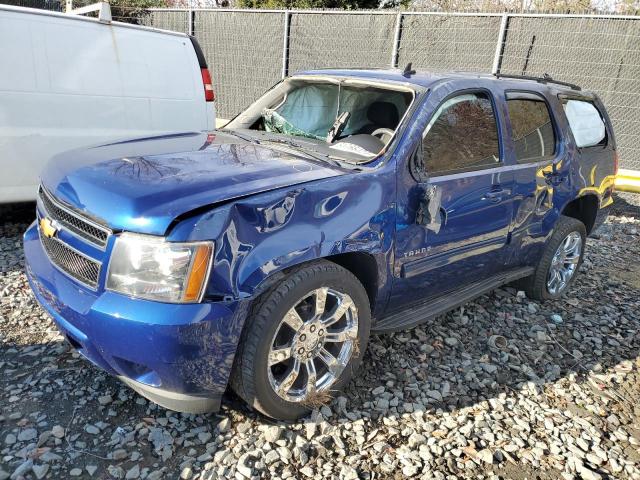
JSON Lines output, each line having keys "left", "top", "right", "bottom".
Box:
{"left": 500, "top": 90, "right": 571, "bottom": 268}
{"left": 389, "top": 86, "right": 515, "bottom": 311}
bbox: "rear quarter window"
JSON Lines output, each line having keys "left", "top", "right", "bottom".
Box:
{"left": 562, "top": 99, "right": 607, "bottom": 148}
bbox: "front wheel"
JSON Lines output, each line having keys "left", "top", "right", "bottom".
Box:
{"left": 518, "top": 215, "right": 587, "bottom": 300}
{"left": 230, "top": 261, "right": 371, "bottom": 420}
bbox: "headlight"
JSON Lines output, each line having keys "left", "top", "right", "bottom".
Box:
{"left": 106, "top": 233, "right": 213, "bottom": 303}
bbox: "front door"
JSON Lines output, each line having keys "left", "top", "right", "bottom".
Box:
{"left": 389, "top": 88, "right": 514, "bottom": 312}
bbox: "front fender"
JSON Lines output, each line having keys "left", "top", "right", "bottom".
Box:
{"left": 167, "top": 169, "right": 396, "bottom": 309}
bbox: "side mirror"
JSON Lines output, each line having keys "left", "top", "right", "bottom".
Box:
{"left": 416, "top": 183, "right": 443, "bottom": 233}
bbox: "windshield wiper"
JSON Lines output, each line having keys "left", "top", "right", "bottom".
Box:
{"left": 258, "top": 138, "right": 347, "bottom": 167}
{"left": 219, "top": 129, "right": 260, "bottom": 144}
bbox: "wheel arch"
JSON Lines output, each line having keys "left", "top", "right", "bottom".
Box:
{"left": 561, "top": 194, "right": 599, "bottom": 234}
{"left": 326, "top": 251, "right": 379, "bottom": 313}
{"left": 250, "top": 252, "right": 383, "bottom": 314}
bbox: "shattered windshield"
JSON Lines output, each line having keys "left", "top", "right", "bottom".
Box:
{"left": 225, "top": 77, "right": 415, "bottom": 165}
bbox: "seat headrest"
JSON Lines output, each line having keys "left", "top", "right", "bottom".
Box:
{"left": 366, "top": 101, "right": 400, "bottom": 129}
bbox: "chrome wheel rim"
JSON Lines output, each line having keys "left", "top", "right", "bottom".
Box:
{"left": 547, "top": 231, "right": 582, "bottom": 295}
{"left": 267, "top": 287, "right": 358, "bottom": 403}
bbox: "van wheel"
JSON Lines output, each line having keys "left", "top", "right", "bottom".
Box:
{"left": 518, "top": 215, "right": 586, "bottom": 300}
{"left": 230, "top": 261, "right": 371, "bottom": 420}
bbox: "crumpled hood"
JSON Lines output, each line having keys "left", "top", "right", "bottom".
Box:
{"left": 41, "top": 131, "right": 346, "bottom": 235}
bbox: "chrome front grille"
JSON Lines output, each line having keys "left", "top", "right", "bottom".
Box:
{"left": 39, "top": 231, "right": 101, "bottom": 289}
{"left": 38, "top": 186, "right": 111, "bottom": 249}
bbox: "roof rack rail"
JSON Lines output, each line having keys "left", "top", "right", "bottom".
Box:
{"left": 493, "top": 73, "right": 581, "bottom": 91}
{"left": 67, "top": 1, "right": 111, "bottom": 23}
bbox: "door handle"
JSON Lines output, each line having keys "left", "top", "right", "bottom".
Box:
{"left": 483, "top": 190, "right": 503, "bottom": 202}
{"left": 543, "top": 170, "right": 567, "bottom": 185}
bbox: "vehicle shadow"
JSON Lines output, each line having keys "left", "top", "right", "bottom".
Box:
{"left": 0, "top": 202, "right": 36, "bottom": 224}
{"left": 611, "top": 192, "right": 640, "bottom": 218}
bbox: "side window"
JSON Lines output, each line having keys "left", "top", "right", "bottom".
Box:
{"left": 507, "top": 97, "right": 556, "bottom": 163}
{"left": 421, "top": 92, "right": 500, "bottom": 176}
{"left": 562, "top": 99, "right": 607, "bottom": 148}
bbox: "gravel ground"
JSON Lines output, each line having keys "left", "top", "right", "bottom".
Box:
{"left": 1, "top": 193, "right": 639, "bottom": 480}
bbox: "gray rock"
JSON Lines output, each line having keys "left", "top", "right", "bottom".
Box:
{"left": 31, "top": 464, "right": 49, "bottom": 480}
{"left": 112, "top": 449, "right": 127, "bottom": 460}
{"left": 426, "top": 390, "right": 443, "bottom": 402}
{"left": 217, "top": 418, "right": 230, "bottom": 433}
{"left": 550, "top": 314, "right": 563, "bottom": 324}
{"left": 264, "top": 450, "right": 280, "bottom": 465}
{"left": 17, "top": 428, "right": 37, "bottom": 442}
{"left": 11, "top": 460, "right": 33, "bottom": 480}
{"left": 125, "top": 464, "right": 140, "bottom": 479}
{"left": 86, "top": 465, "right": 98, "bottom": 476}
{"left": 477, "top": 449, "right": 493, "bottom": 464}
{"left": 107, "top": 465, "right": 124, "bottom": 479}
{"left": 372, "top": 386, "right": 385, "bottom": 395}
{"left": 236, "top": 453, "right": 253, "bottom": 478}
{"left": 84, "top": 424, "right": 100, "bottom": 435}
{"left": 577, "top": 466, "right": 602, "bottom": 480}
{"left": 264, "top": 426, "right": 281, "bottom": 443}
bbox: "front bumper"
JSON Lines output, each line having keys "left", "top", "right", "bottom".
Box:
{"left": 24, "top": 222, "right": 247, "bottom": 413}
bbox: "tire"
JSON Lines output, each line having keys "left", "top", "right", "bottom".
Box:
{"left": 230, "top": 260, "right": 371, "bottom": 420}
{"left": 517, "top": 215, "right": 587, "bottom": 300}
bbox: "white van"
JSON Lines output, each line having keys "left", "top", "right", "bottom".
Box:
{"left": 0, "top": 3, "right": 215, "bottom": 203}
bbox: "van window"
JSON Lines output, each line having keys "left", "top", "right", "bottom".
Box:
{"left": 422, "top": 92, "right": 500, "bottom": 176}
{"left": 562, "top": 99, "right": 606, "bottom": 148}
{"left": 507, "top": 98, "right": 555, "bottom": 163}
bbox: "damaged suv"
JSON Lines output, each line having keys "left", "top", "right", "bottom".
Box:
{"left": 24, "top": 70, "right": 617, "bottom": 420}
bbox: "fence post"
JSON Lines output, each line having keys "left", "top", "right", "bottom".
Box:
{"left": 188, "top": 8, "right": 194, "bottom": 37}
{"left": 391, "top": 12, "right": 402, "bottom": 68}
{"left": 282, "top": 11, "right": 291, "bottom": 79}
{"left": 492, "top": 13, "right": 509, "bottom": 74}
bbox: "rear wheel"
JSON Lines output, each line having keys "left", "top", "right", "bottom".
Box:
{"left": 517, "top": 215, "right": 586, "bottom": 300}
{"left": 230, "top": 261, "right": 371, "bottom": 420}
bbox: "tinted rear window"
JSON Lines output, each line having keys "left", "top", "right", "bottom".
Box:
{"left": 507, "top": 98, "right": 556, "bottom": 163}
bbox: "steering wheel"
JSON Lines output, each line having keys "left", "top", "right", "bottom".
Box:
{"left": 371, "top": 128, "right": 395, "bottom": 144}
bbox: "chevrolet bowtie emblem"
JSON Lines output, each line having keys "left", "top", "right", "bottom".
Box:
{"left": 40, "top": 217, "right": 57, "bottom": 238}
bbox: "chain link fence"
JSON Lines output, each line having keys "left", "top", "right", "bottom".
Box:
{"left": 498, "top": 15, "right": 640, "bottom": 170}
{"left": 2, "top": 1, "right": 639, "bottom": 170}
{"left": 188, "top": 9, "right": 640, "bottom": 170}
{"left": 397, "top": 13, "right": 503, "bottom": 72}
{"left": 194, "top": 10, "right": 284, "bottom": 116}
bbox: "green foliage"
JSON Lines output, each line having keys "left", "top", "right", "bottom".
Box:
{"left": 237, "top": 0, "right": 408, "bottom": 9}
{"left": 108, "top": 0, "right": 167, "bottom": 22}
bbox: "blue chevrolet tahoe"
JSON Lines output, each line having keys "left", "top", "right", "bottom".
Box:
{"left": 24, "top": 69, "right": 617, "bottom": 420}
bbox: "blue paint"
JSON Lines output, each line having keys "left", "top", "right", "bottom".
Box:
{"left": 24, "top": 72, "right": 616, "bottom": 409}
